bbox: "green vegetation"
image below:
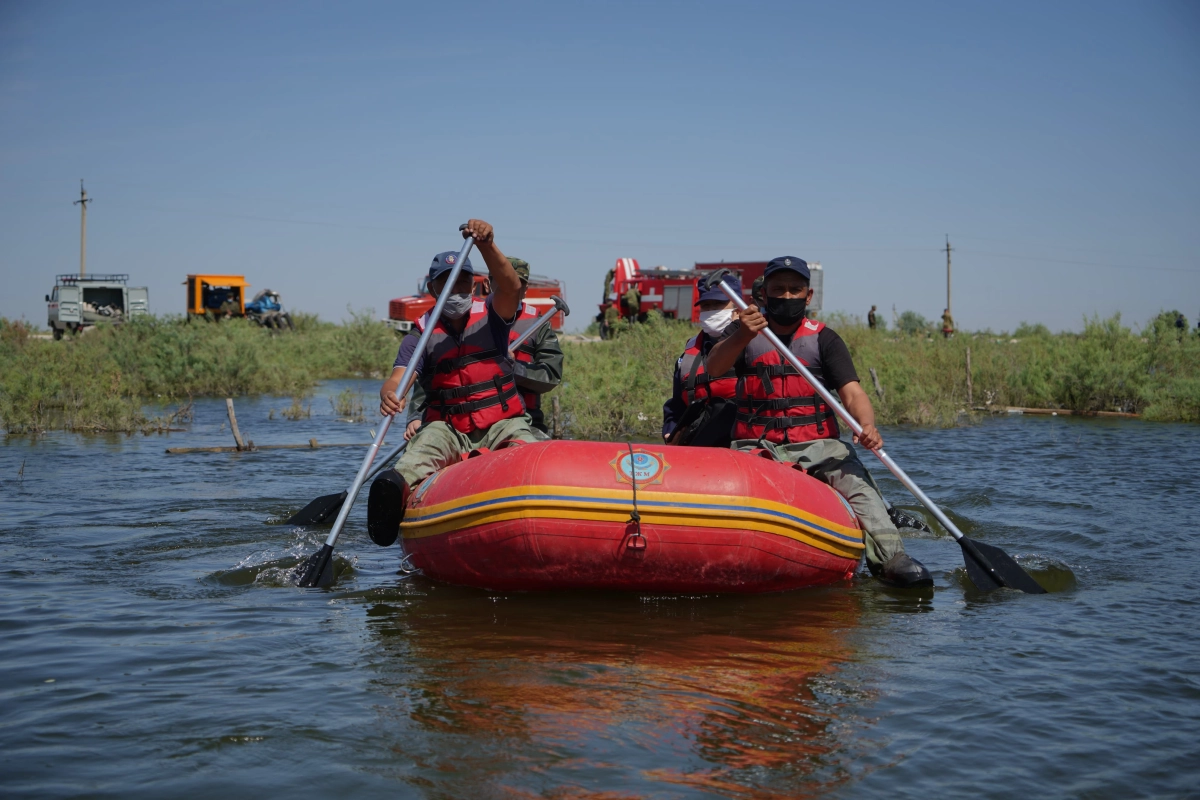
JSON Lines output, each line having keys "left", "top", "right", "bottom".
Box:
{"left": 3, "top": 309, "right": 1197, "bottom": 437}
{"left": 558, "top": 311, "right": 1200, "bottom": 440}
{"left": 0, "top": 313, "right": 396, "bottom": 433}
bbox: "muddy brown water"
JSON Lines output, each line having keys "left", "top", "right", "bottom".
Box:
{"left": 1, "top": 381, "right": 1197, "bottom": 797}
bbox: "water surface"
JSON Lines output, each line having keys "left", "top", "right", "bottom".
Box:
{"left": 1, "top": 382, "right": 1197, "bottom": 797}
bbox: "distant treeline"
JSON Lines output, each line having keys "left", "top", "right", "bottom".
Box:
{"left": 2, "top": 310, "right": 1197, "bottom": 435}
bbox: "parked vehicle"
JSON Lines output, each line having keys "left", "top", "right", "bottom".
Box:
{"left": 388, "top": 273, "right": 566, "bottom": 333}
{"left": 597, "top": 258, "right": 823, "bottom": 338}
{"left": 46, "top": 273, "right": 149, "bottom": 340}
{"left": 693, "top": 260, "right": 823, "bottom": 316}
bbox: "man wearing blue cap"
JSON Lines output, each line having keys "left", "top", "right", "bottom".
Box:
{"left": 706, "top": 257, "right": 933, "bottom": 588}
{"left": 661, "top": 271, "right": 742, "bottom": 446}
{"left": 366, "top": 219, "right": 538, "bottom": 547}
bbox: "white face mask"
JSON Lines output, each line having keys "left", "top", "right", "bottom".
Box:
{"left": 441, "top": 293, "right": 473, "bottom": 320}
{"left": 698, "top": 307, "right": 734, "bottom": 337}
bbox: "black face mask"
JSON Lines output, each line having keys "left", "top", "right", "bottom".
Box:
{"left": 766, "top": 296, "right": 807, "bottom": 327}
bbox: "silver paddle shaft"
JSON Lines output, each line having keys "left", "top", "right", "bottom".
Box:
{"left": 508, "top": 297, "right": 566, "bottom": 355}
{"left": 718, "top": 279, "right": 966, "bottom": 543}
{"left": 320, "top": 235, "right": 476, "bottom": 549}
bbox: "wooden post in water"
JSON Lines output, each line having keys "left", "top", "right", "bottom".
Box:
{"left": 225, "top": 398, "right": 246, "bottom": 451}
{"left": 551, "top": 396, "right": 561, "bottom": 439}
{"left": 965, "top": 347, "right": 974, "bottom": 405}
{"left": 869, "top": 367, "right": 885, "bottom": 400}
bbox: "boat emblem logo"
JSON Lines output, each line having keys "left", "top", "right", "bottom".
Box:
{"left": 611, "top": 450, "right": 669, "bottom": 486}
{"left": 412, "top": 472, "right": 439, "bottom": 503}
{"left": 445, "top": 254, "right": 456, "bottom": 265}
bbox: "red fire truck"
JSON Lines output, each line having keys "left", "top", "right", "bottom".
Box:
{"left": 388, "top": 273, "right": 567, "bottom": 333}
{"left": 597, "top": 258, "right": 823, "bottom": 337}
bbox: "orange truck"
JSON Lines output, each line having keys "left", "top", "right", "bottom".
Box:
{"left": 387, "top": 273, "right": 567, "bottom": 333}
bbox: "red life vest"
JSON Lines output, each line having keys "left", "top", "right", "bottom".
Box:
{"left": 733, "top": 318, "right": 840, "bottom": 444}
{"left": 677, "top": 333, "right": 738, "bottom": 405}
{"left": 415, "top": 301, "right": 524, "bottom": 434}
{"left": 509, "top": 302, "right": 542, "bottom": 417}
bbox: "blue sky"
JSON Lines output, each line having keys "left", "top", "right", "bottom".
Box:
{"left": 2, "top": 0, "right": 1197, "bottom": 332}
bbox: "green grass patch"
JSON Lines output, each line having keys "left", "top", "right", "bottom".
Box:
{"left": 557, "top": 311, "right": 1200, "bottom": 440}
{"left": 4, "top": 310, "right": 1197, "bottom": 436}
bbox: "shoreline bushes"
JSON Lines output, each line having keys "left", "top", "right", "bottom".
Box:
{"left": 2, "top": 310, "right": 1197, "bottom": 436}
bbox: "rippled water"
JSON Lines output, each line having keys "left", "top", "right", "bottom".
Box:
{"left": 2, "top": 381, "right": 1198, "bottom": 798}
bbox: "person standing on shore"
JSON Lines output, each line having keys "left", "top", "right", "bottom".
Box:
{"left": 621, "top": 283, "right": 641, "bottom": 324}
{"left": 704, "top": 257, "right": 933, "bottom": 588}
{"left": 661, "top": 273, "right": 741, "bottom": 446}
{"left": 941, "top": 308, "right": 955, "bottom": 339}
{"left": 367, "top": 219, "right": 539, "bottom": 547}
{"left": 868, "top": 305, "right": 878, "bottom": 330}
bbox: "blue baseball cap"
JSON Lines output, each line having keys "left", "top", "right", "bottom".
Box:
{"left": 695, "top": 272, "right": 742, "bottom": 305}
{"left": 427, "top": 250, "right": 475, "bottom": 281}
{"left": 763, "top": 256, "right": 810, "bottom": 282}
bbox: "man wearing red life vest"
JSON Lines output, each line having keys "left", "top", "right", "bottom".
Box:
{"left": 366, "top": 219, "right": 538, "bottom": 547}
{"left": 661, "top": 273, "right": 742, "bottom": 447}
{"left": 402, "top": 257, "right": 563, "bottom": 438}
{"left": 705, "top": 257, "right": 933, "bottom": 588}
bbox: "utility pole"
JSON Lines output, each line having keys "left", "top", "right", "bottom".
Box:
{"left": 944, "top": 235, "right": 953, "bottom": 316}
{"left": 74, "top": 180, "right": 92, "bottom": 277}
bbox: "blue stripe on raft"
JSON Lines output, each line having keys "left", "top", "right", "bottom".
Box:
{"left": 406, "top": 493, "right": 862, "bottom": 545}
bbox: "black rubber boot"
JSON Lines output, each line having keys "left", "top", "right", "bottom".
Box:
{"left": 367, "top": 470, "right": 408, "bottom": 547}
{"left": 875, "top": 553, "right": 934, "bottom": 588}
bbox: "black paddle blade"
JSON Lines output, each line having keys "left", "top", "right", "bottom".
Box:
{"left": 294, "top": 544, "right": 335, "bottom": 588}
{"left": 286, "top": 491, "right": 347, "bottom": 526}
{"left": 959, "top": 537, "right": 1047, "bottom": 594}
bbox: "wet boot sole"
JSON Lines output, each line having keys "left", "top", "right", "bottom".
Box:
{"left": 367, "top": 472, "right": 407, "bottom": 547}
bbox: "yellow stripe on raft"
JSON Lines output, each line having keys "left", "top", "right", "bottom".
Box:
{"left": 400, "top": 485, "right": 864, "bottom": 560}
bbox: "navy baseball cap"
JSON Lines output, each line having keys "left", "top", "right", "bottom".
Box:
{"left": 695, "top": 272, "right": 742, "bottom": 305}
{"left": 427, "top": 250, "right": 475, "bottom": 281}
{"left": 762, "top": 256, "right": 810, "bottom": 282}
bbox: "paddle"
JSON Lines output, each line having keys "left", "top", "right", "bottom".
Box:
{"left": 716, "top": 276, "right": 1046, "bottom": 594}
{"left": 286, "top": 296, "right": 567, "bottom": 526}
{"left": 509, "top": 295, "right": 570, "bottom": 355}
{"left": 294, "top": 227, "right": 476, "bottom": 587}
{"left": 285, "top": 439, "right": 409, "bottom": 526}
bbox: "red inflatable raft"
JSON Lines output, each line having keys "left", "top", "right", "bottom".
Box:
{"left": 400, "top": 440, "right": 864, "bottom": 593}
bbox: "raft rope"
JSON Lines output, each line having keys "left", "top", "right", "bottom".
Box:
{"left": 625, "top": 441, "right": 646, "bottom": 549}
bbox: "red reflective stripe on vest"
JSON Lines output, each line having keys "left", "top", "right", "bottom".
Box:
{"left": 733, "top": 318, "right": 839, "bottom": 444}
{"left": 418, "top": 306, "right": 525, "bottom": 434}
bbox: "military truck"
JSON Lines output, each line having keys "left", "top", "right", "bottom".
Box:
{"left": 46, "top": 274, "right": 149, "bottom": 340}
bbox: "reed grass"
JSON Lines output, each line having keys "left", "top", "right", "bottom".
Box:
{"left": 3, "top": 310, "right": 1197, "bottom": 436}
{"left": 557, "top": 311, "right": 1200, "bottom": 440}
{"left": 0, "top": 313, "right": 397, "bottom": 433}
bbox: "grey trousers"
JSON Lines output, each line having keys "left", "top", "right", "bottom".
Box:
{"left": 732, "top": 437, "right": 906, "bottom": 570}
{"left": 395, "top": 416, "right": 540, "bottom": 489}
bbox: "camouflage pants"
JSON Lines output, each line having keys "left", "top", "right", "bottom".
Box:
{"left": 394, "top": 416, "right": 540, "bottom": 489}
{"left": 731, "top": 437, "right": 906, "bottom": 570}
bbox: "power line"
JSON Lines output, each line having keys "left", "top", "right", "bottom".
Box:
{"left": 958, "top": 249, "right": 1199, "bottom": 274}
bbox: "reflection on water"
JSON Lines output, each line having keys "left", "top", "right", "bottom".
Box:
{"left": 1, "top": 391, "right": 1197, "bottom": 798}
{"left": 365, "top": 585, "right": 877, "bottom": 797}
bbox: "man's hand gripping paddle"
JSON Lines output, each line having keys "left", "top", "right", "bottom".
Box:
{"left": 715, "top": 274, "right": 1045, "bottom": 594}
{"left": 293, "top": 227, "right": 476, "bottom": 588}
